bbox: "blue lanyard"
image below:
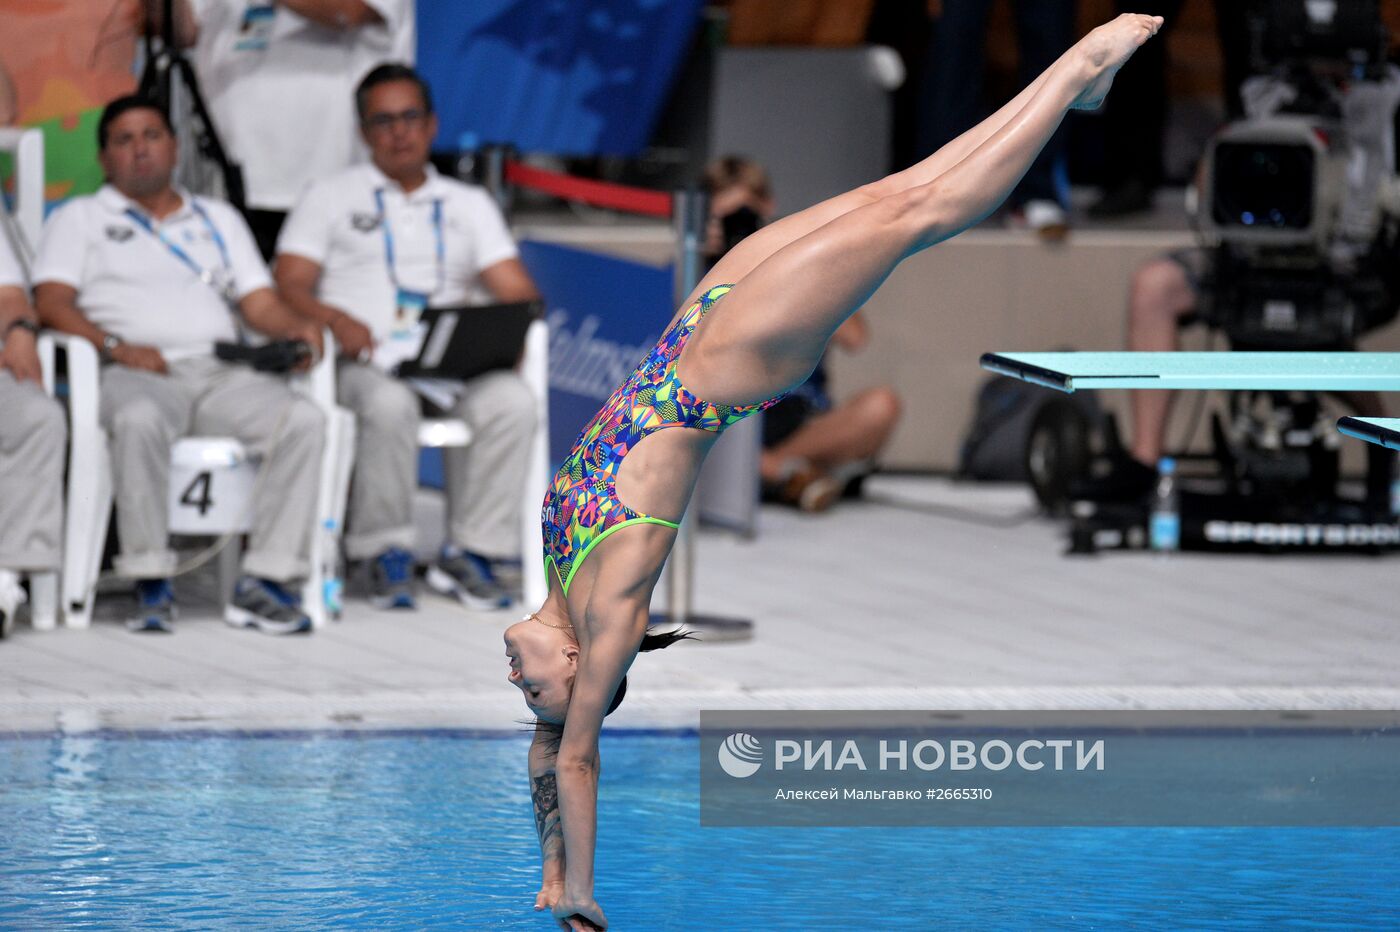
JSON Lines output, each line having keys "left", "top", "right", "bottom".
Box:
{"left": 374, "top": 188, "right": 445, "bottom": 297}
{"left": 124, "top": 199, "right": 234, "bottom": 300}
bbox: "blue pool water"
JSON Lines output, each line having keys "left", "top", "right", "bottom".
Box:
{"left": 2, "top": 731, "right": 1398, "bottom": 929}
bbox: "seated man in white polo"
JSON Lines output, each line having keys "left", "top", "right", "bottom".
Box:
{"left": 276, "top": 63, "right": 539, "bottom": 611}
{"left": 34, "top": 95, "right": 326, "bottom": 635}
{"left": 0, "top": 231, "right": 65, "bottom": 639}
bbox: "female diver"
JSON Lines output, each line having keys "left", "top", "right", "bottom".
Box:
{"left": 505, "top": 14, "right": 1163, "bottom": 929}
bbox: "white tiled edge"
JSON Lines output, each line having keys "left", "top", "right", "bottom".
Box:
{"left": 6, "top": 685, "right": 1400, "bottom": 734}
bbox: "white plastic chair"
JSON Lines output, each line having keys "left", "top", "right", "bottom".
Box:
{"left": 37, "top": 331, "right": 355, "bottom": 629}
{"left": 519, "top": 318, "right": 551, "bottom": 608}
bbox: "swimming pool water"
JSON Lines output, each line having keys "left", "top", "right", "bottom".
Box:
{"left": 1, "top": 731, "right": 1398, "bottom": 929}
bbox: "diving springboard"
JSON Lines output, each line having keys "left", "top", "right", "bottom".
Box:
{"left": 1337, "top": 417, "right": 1400, "bottom": 452}
{"left": 980, "top": 352, "right": 1400, "bottom": 394}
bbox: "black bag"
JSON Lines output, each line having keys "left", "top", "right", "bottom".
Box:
{"left": 215, "top": 340, "right": 312, "bottom": 373}
{"left": 959, "top": 374, "right": 1102, "bottom": 508}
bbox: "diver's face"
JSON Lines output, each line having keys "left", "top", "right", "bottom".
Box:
{"left": 504, "top": 621, "right": 577, "bottom": 724}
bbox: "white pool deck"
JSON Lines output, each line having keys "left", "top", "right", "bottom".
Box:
{"left": 2, "top": 477, "right": 1398, "bottom": 733}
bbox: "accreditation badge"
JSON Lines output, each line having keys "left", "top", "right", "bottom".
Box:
{"left": 393, "top": 288, "right": 429, "bottom": 336}
{"left": 379, "top": 290, "right": 430, "bottom": 372}
{"left": 235, "top": 3, "right": 275, "bottom": 52}
{"left": 203, "top": 268, "right": 239, "bottom": 308}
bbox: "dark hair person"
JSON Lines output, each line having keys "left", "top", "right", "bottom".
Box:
{"left": 97, "top": 95, "right": 174, "bottom": 150}
{"left": 354, "top": 61, "right": 433, "bottom": 122}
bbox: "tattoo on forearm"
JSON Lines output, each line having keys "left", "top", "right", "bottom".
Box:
{"left": 532, "top": 773, "right": 563, "bottom": 857}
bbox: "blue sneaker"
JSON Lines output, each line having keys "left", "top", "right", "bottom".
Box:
{"left": 426, "top": 547, "right": 511, "bottom": 610}
{"left": 128, "top": 579, "right": 176, "bottom": 633}
{"left": 225, "top": 576, "right": 312, "bottom": 635}
{"left": 369, "top": 547, "right": 417, "bottom": 610}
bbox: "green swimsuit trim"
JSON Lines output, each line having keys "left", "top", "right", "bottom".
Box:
{"left": 545, "top": 515, "right": 682, "bottom": 597}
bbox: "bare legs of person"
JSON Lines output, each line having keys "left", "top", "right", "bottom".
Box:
{"left": 1126, "top": 256, "right": 1198, "bottom": 466}
{"left": 760, "top": 387, "right": 902, "bottom": 510}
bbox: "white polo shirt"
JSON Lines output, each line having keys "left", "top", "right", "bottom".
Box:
{"left": 190, "top": 0, "right": 415, "bottom": 212}
{"left": 278, "top": 162, "right": 518, "bottom": 355}
{"left": 35, "top": 185, "right": 270, "bottom": 360}
{"left": 0, "top": 230, "right": 23, "bottom": 290}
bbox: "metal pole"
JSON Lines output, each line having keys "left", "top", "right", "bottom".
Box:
{"left": 664, "top": 189, "right": 708, "bottom": 627}
{"left": 672, "top": 188, "right": 709, "bottom": 306}
{"left": 483, "top": 145, "right": 514, "bottom": 215}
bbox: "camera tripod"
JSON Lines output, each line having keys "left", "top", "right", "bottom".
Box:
{"left": 137, "top": 0, "right": 245, "bottom": 209}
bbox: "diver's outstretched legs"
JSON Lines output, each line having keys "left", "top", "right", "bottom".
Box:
{"left": 689, "top": 28, "right": 1071, "bottom": 311}
{"left": 684, "top": 14, "right": 1163, "bottom": 405}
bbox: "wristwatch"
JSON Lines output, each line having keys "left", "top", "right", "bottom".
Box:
{"left": 100, "top": 332, "right": 123, "bottom": 363}
{"left": 2, "top": 318, "right": 39, "bottom": 338}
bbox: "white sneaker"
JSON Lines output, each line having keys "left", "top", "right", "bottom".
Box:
{"left": 1010, "top": 199, "right": 1070, "bottom": 241}
{"left": 0, "top": 570, "right": 25, "bottom": 639}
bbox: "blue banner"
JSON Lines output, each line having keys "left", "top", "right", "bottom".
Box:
{"left": 417, "top": 0, "right": 705, "bottom": 156}
{"left": 518, "top": 239, "right": 674, "bottom": 468}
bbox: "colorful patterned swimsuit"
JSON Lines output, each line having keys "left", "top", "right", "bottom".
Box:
{"left": 541, "top": 284, "right": 785, "bottom": 595}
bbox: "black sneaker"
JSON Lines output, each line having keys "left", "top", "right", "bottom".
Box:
{"left": 225, "top": 577, "right": 313, "bottom": 635}
{"left": 1069, "top": 452, "right": 1158, "bottom": 503}
{"left": 426, "top": 548, "right": 512, "bottom": 610}
{"left": 128, "top": 579, "right": 176, "bottom": 633}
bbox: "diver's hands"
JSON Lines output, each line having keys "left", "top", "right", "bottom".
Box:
{"left": 1071, "top": 14, "right": 1164, "bottom": 111}
{"left": 535, "top": 879, "right": 565, "bottom": 912}
{"left": 553, "top": 891, "right": 607, "bottom": 931}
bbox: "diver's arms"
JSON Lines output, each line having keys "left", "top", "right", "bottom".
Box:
{"left": 551, "top": 612, "right": 646, "bottom": 930}
{"left": 529, "top": 727, "right": 566, "bottom": 911}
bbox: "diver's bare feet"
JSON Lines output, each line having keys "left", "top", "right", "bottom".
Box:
{"left": 1071, "top": 14, "right": 1164, "bottom": 111}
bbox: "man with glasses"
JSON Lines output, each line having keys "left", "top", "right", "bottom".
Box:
{"left": 179, "top": 0, "right": 416, "bottom": 258}
{"left": 33, "top": 95, "right": 326, "bottom": 635}
{"left": 276, "top": 64, "right": 540, "bottom": 612}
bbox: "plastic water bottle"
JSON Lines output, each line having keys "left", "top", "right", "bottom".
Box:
{"left": 456, "top": 131, "right": 480, "bottom": 182}
{"left": 1149, "top": 457, "right": 1180, "bottom": 552}
{"left": 321, "top": 517, "right": 344, "bottom": 621}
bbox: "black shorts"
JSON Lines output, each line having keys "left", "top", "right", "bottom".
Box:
{"left": 763, "top": 394, "right": 828, "bottom": 448}
{"left": 1165, "top": 247, "right": 1210, "bottom": 296}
